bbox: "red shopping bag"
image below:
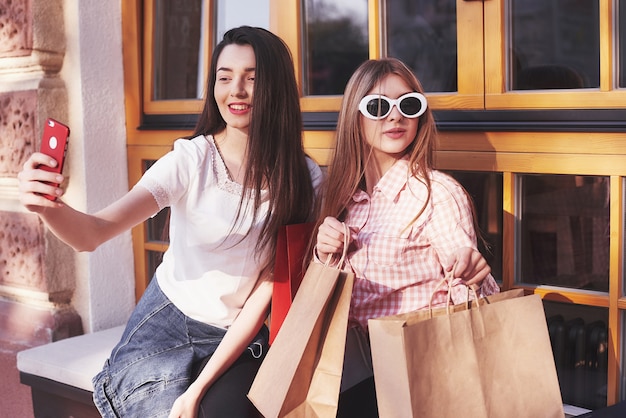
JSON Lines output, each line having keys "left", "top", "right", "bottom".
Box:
{"left": 270, "top": 222, "right": 315, "bottom": 344}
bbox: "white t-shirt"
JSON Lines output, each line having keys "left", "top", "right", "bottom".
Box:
{"left": 136, "top": 135, "right": 323, "bottom": 328}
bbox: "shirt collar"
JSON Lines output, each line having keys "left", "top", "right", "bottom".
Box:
{"left": 352, "top": 156, "right": 410, "bottom": 202}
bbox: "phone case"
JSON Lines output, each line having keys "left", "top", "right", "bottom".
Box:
{"left": 39, "top": 118, "right": 70, "bottom": 200}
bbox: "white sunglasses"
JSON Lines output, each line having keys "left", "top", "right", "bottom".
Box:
{"left": 358, "top": 92, "right": 428, "bottom": 120}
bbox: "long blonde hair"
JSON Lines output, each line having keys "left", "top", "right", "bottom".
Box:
{"left": 319, "top": 58, "right": 438, "bottom": 224}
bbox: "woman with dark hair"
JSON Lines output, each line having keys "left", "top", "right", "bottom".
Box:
{"left": 18, "top": 26, "right": 322, "bottom": 417}
{"left": 314, "top": 58, "right": 499, "bottom": 416}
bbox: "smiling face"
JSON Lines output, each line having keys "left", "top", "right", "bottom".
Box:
{"left": 214, "top": 43, "right": 256, "bottom": 134}
{"left": 360, "top": 74, "right": 420, "bottom": 170}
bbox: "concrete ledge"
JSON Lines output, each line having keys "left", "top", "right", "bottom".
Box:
{"left": 17, "top": 325, "right": 123, "bottom": 392}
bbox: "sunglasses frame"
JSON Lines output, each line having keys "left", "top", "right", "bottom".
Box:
{"left": 358, "top": 92, "right": 428, "bottom": 120}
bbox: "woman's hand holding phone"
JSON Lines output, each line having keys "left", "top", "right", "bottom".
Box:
{"left": 17, "top": 118, "right": 70, "bottom": 210}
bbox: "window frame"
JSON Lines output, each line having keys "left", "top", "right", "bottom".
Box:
{"left": 141, "top": 0, "right": 212, "bottom": 116}
{"left": 483, "top": 0, "right": 626, "bottom": 110}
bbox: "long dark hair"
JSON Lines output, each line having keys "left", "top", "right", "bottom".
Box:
{"left": 189, "top": 26, "right": 317, "bottom": 265}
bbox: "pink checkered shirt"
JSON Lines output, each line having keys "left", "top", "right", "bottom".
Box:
{"left": 343, "top": 158, "right": 500, "bottom": 331}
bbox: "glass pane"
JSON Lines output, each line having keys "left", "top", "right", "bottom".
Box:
{"left": 147, "top": 250, "right": 165, "bottom": 281}
{"left": 153, "top": 0, "right": 204, "bottom": 100}
{"left": 510, "top": 0, "right": 599, "bottom": 90}
{"left": 622, "top": 311, "right": 626, "bottom": 401}
{"left": 446, "top": 171, "right": 503, "bottom": 282}
{"left": 520, "top": 175, "right": 609, "bottom": 291}
{"left": 544, "top": 301, "right": 608, "bottom": 410}
{"left": 302, "top": 0, "right": 369, "bottom": 95}
{"left": 215, "top": 0, "right": 270, "bottom": 40}
{"left": 386, "top": 0, "right": 457, "bottom": 92}
{"left": 147, "top": 209, "right": 170, "bottom": 243}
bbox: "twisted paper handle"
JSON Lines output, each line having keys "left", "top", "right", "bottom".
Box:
{"left": 427, "top": 261, "right": 482, "bottom": 318}
{"left": 323, "top": 222, "right": 350, "bottom": 269}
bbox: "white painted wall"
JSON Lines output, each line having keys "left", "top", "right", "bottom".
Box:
{"left": 61, "top": 0, "right": 135, "bottom": 333}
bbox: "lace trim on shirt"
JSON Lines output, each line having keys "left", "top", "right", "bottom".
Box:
{"left": 138, "top": 177, "right": 170, "bottom": 211}
{"left": 206, "top": 135, "right": 243, "bottom": 196}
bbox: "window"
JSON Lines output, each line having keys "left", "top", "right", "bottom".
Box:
{"left": 519, "top": 175, "right": 609, "bottom": 291}
{"left": 510, "top": 1, "right": 600, "bottom": 91}
{"left": 151, "top": 0, "right": 205, "bottom": 101}
{"left": 302, "top": 0, "right": 368, "bottom": 95}
{"left": 387, "top": 0, "right": 458, "bottom": 92}
{"left": 142, "top": 0, "right": 269, "bottom": 118}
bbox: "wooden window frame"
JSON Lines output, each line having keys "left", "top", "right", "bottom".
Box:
{"left": 141, "top": 0, "right": 212, "bottom": 116}
{"left": 484, "top": 0, "right": 626, "bottom": 110}
{"left": 273, "top": 0, "right": 485, "bottom": 112}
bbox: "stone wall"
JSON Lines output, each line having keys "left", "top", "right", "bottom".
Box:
{"left": 0, "top": 0, "right": 82, "bottom": 349}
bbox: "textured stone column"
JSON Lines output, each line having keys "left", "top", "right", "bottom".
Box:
{"left": 0, "top": 0, "right": 82, "bottom": 349}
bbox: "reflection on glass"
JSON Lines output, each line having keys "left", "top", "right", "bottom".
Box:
{"left": 302, "top": 0, "right": 368, "bottom": 95}
{"left": 543, "top": 301, "right": 608, "bottom": 410}
{"left": 520, "top": 175, "right": 609, "bottom": 291}
{"left": 446, "top": 171, "right": 503, "bottom": 282}
{"left": 147, "top": 250, "right": 164, "bottom": 282}
{"left": 510, "top": 0, "right": 599, "bottom": 90}
{"left": 153, "top": 0, "right": 203, "bottom": 100}
{"left": 622, "top": 312, "right": 626, "bottom": 401}
{"left": 147, "top": 209, "right": 170, "bottom": 243}
{"left": 386, "top": 0, "right": 457, "bottom": 92}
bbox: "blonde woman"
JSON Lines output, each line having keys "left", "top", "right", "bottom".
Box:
{"left": 315, "top": 58, "right": 499, "bottom": 416}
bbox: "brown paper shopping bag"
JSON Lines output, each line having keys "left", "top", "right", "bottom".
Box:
{"left": 270, "top": 222, "right": 315, "bottom": 344}
{"left": 249, "top": 259, "right": 354, "bottom": 417}
{"left": 368, "top": 287, "right": 564, "bottom": 418}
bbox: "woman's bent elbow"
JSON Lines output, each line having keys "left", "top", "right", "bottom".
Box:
{"left": 69, "top": 238, "right": 102, "bottom": 253}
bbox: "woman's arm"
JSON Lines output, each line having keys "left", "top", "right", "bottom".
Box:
{"left": 18, "top": 152, "right": 159, "bottom": 251}
{"left": 429, "top": 177, "right": 496, "bottom": 289}
{"left": 168, "top": 274, "right": 273, "bottom": 418}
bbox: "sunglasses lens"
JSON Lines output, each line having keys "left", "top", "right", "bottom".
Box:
{"left": 399, "top": 96, "right": 423, "bottom": 116}
{"left": 366, "top": 98, "right": 390, "bottom": 118}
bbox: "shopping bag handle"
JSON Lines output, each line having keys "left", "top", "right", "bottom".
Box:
{"left": 428, "top": 264, "right": 481, "bottom": 317}
{"left": 324, "top": 222, "right": 350, "bottom": 268}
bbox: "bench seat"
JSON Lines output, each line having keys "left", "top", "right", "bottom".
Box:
{"left": 17, "top": 326, "right": 124, "bottom": 418}
{"left": 16, "top": 324, "right": 607, "bottom": 418}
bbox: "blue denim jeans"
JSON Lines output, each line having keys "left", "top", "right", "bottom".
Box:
{"left": 92, "top": 278, "right": 268, "bottom": 418}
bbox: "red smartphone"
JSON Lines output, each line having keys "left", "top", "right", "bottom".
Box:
{"left": 38, "top": 118, "right": 70, "bottom": 201}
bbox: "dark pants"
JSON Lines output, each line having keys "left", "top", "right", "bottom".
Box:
{"left": 337, "top": 376, "right": 379, "bottom": 418}
{"left": 196, "top": 349, "right": 264, "bottom": 417}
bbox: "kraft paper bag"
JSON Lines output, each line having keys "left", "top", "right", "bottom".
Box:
{"left": 248, "top": 260, "right": 354, "bottom": 418}
{"left": 270, "top": 222, "right": 315, "bottom": 344}
{"left": 368, "top": 288, "right": 564, "bottom": 418}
